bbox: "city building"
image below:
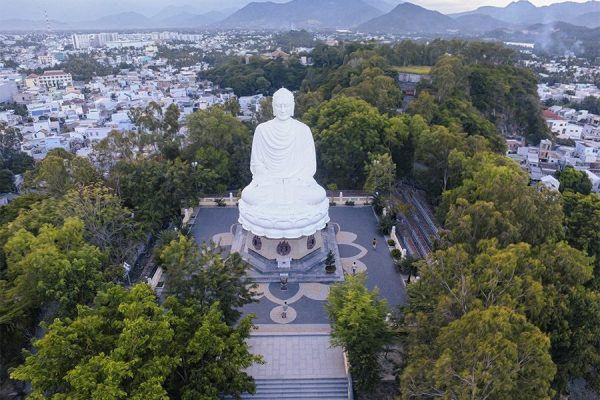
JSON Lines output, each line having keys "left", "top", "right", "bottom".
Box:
{"left": 72, "top": 34, "right": 91, "bottom": 49}
{"left": 36, "top": 70, "right": 73, "bottom": 88}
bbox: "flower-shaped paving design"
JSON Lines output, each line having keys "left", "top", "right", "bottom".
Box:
{"left": 213, "top": 231, "right": 368, "bottom": 324}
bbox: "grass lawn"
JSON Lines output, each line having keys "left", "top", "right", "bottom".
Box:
{"left": 392, "top": 65, "right": 432, "bottom": 74}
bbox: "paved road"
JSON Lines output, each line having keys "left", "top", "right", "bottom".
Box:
{"left": 192, "top": 206, "right": 407, "bottom": 324}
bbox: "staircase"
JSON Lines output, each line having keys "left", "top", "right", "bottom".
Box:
{"left": 240, "top": 378, "right": 349, "bottom": 399}
{"left": 231, "top": 325, "right": 352, "bottom": 400}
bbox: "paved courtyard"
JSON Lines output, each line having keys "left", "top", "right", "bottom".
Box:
{"left": 247, "top": 325, "right": 346, "bottom": 379}
{"left": 191, "top": 206, "right": 407, "bottom": 325}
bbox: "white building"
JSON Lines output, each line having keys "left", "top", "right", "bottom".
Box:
{"left": 72, "top": 34, "right": 91, "bottom": 49}
{"left": 30, "top": 70, "right": 73, "bottom": 89}
{"left": 0, "top": 81, "right": 18, "bottom": 103}
{"left": 585, "top": 170, "right": 600, "bottom": 193}
{"left": 540, "top": 175, "right": 560, "bottom": 191}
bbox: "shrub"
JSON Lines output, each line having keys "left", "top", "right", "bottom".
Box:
{"left": 329, "top": 201, "right": 337, "bottom": 206}
{"left": 396, "top": 256, "right": 418, "bottom": 277}
{"left": 387, "top": 239, "right": 396, "bottom": 246}
{"left": 372, "top": 194, "right": 384, "bottom": 215}
{"left": 390, "top": 248, "right": 403, "bottom": 259}
{"left": 215, "top": 198, "right": 226, "bottom": 207}
{"left": 378, "top": 215, "right": 394, "bottom": 235}
{"left": 345, "top": 200, "right": 355, "bottom": 206}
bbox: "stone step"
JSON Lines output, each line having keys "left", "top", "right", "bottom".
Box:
{"left": 244, "top": 379, "right": 348, "bottom": 399}
{"left": 255, "top": 378, "right": 347, "bottom": 384}
{"left": 254, "top": 383, "right": 348, "bottom": 391}
{"left": 240, "top": 395, "right": 347, "bottom": 400}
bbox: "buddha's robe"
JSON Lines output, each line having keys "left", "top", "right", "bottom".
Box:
{"left": 239, "top": 118, "right": 329, "bottom": 238}
{"left": 241, "top": 118, "right": 325, "bottom": 206}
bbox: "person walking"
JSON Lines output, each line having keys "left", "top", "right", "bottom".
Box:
{"left": 352, "top": 261, "right": 357, "bottom": 275}
{"left": 372, "top": 238, "right": 377, "bottom": 250}
{"left": 282, "top": 301, "right": 288, "bottom": 319}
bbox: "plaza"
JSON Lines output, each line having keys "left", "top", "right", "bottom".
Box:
{"left": 191, "top": 204, "right": 407, "bottom": 399}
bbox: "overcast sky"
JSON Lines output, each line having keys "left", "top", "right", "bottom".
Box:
{"left": 0, "top": 0, "right": 592, "bottom": 20}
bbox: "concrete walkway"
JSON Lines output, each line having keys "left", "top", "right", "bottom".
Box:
{"left": 246, "top": 326, "right": 346, "bottom": 380}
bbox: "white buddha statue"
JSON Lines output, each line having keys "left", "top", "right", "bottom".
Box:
{"left": 238, "top": 88, "right": 329, "bottom": 239}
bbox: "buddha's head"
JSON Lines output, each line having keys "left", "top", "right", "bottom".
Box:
{"left": 272, "top": 88, "right": 294, "bottom": 121}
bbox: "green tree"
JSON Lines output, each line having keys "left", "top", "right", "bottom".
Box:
{"left": 414, "top": 125, "right": 465, "bottom": 195}
{"left": 407, "top": 239, "right": 600, "bottom": 395}
{"left": 221, "top": 98, "right": 241, "bottom": 116}
{"left": 110, "top": 158, "right": 196, "bottom": 230}
{"left": 10, "top": 284, "right": 180, "bottom": 399}
{"left": 0, "top": 168, "right": 15, "bottom": 193}
{"left": 338, "top": 68, "right": 403, "bottom": 114}
{"left": 158, "top": 235, "right": 256, "bottom": 325}
{"left": 164, "top": 299, "right": 262, "bottom": 399}
{"left": 160, "top": 103, "right": 182, "bottom": 159}
{"left": 62, "top": 185, "right": 142, "bottom": 266}
{"left": 185, "top": 107, "right": 250, "bottom": 156}
{"left": 563, "top": 192, "right": 600, "bottom": 286}
{"left": 194, "top": 146, "right": 231, "bottom": 194}
{"left": 24, "top": 150, "right": 99, "bottom": 196}
{"left": 401, "top": 307, "right": 555, "bottom": 400}
{"left": 363, "top": 152, "right": 396, "bottom": 193}
{"left": 256, "top": 96, "right": 273, "bottom": 123}
{"left": 162, "top": 103, "right": 181, "bottom": 138}
{"left": 430, "top": 55, "right": 468, "bottom": 102}
{"left": 326, "top": 274, "right": 392, "bottom": 392}
{"left": 3, "top": 217, "right": 104, "bottom": 314}
{"left": 0, "top": 123, "right": 34, "bottom": 175}
{"left": 556, "top": 166, "right": 592, "bottom": 195}
{"left": 441, "top": 152, "right": 563, "bottom": 248}
{"left": 406, "top": 91, "right": 438, "bottom": 124}
{"left": 304, "top": 96, "right": 391, "bottom": 188}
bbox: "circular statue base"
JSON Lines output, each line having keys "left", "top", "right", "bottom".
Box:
{"left": 230, "top": 225, "right": 344, "bottom": 283}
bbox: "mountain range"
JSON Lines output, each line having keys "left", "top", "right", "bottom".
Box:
{"left": 1, "top": 0, "right": 600, "bottom": 34}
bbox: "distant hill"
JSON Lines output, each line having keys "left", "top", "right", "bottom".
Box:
{"left": 484, "top": 21, "right": 600, "bottom": 59}
{"left": 81, "top": 12, "right": 152, "bottom": 30}
{"left": 218, "top": 0, "right": 383, "bottom": 30}
{"left": 363, "top": 0, "right": 395, "bottom": 13}
{"left": 568, "top": 11, "right": 600, "bottom": 28}
{"left": 452, "top": 14, "right": 512, "bottom": 32}
{"left": 356, "top": 2, "right": 459, "bottom": 34}
{"left": 453, "top": 0, "right": 600, "bottom": 27}
{"left": 153, "top": 12, "right": 217, "bottom": 28}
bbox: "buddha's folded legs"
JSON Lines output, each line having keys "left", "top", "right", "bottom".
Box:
{"left": 241, "top": 178, "right": 327, "bottom": 207}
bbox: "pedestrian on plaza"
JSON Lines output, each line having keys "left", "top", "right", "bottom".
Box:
{"left": 282, "top": 301, "right": 288, "bottom": 319}
{"left": 352, "top": 261, "right": 357, "bottom": 275}
{"left": 372, "top": 238, "right": 377, "bottom": 249}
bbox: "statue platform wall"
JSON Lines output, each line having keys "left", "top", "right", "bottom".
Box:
{"left": 231, "top": 224, "right": 344, "bottom": 283}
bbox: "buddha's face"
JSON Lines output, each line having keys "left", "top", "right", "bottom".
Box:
{"left": 273, "top": 98, "right": 294, "bottom": 121}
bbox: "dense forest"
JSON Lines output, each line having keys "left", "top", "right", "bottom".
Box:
{"left": 2, "top": 38, "right": 599, "bottom": 399}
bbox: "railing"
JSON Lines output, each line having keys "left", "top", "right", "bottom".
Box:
{"left": 197, "top": 192, "right": 373, "bottom": 207}
{"left": 390, "top": 226, "right": 407, "bottom": 259}
{"left": 147, "top": 266, "right": 163, "bottom": 290}
{"left": 342, "top": 351, "right": 354, "bottom": 400}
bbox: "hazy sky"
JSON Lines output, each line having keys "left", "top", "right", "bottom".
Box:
{"left": 0, "top": 0, "right": 593, "bottom": 20}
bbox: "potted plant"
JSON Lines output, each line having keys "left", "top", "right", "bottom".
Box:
{"left": 324, "top": 250, "right": 336, "bottom": 274}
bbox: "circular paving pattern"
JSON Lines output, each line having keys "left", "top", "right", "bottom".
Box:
{"left": 268, "top": 282, "right": 301, "bottom": 301}
{"left": 341, "top": 259, "right": 367, "bottom": 275}
{"left": 251, "top": 283, "right": 267, "bottom": 300}
{"left": 270, "top": 305, "right": 297, "bottom": 324}
{"left": 301, "top": 283, "right": 330, "bottom": 301}
{"left": 212, "top": 232, "right": 233, "bottom": 247}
